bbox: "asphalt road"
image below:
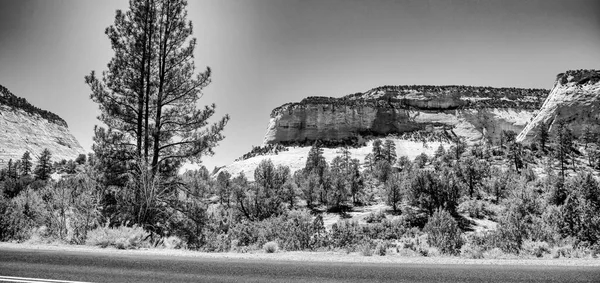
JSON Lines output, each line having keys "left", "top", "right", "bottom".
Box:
{"left": 1, "top": 248, "right": 599, "bottom": 283}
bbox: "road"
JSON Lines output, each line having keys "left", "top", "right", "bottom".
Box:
{"left": 1, "top": 247, "right": 599, "bottom": 283}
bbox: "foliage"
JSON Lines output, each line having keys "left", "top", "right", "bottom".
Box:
{"left": 34, "top": 149, "right": 53, "bottom": 181}
{"left": 85, "top": 224, "right": 149, "bottom": 249}
{"left": 423, "top": 208, "right": 463, "bottom": 255}
{"left": 86, "top": 0, "right": 228, "bottom": 230}
{"left": 263, "top": 241, "right": 279, "bottom": 253}
{"left": 0, "top": 84, "right": 67, "bottom": 126}
{"left": 385, "top": 172, "right": 405, "bottom": 213}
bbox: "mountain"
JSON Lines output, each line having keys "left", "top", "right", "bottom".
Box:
{"left": 0, "top": 84, "right": 84, "bottom": 166}
{"left": 517, "top": 69, "right": 600, "bottom": 143}
{"left": 264, "top": 85, "right": 548, "bottom": 146}
{"left": 220, "top": 85, "right": 550, "bottom": 180}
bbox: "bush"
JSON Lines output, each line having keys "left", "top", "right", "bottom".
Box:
{"left": 263, "top": 241, "right": 279, "bottom": 253}
{"left": 522, "top": 240, "right": 550, "bottom": 258}
{"left": 375, "top": 241, "right": 387, "bottom": 256}
{"left": 460, "top": 242, "right": 484, "bottom": 259}
{"left": 85, "top": 224, "right": 149, "bottom": 249}
{"left": 423, "top": 208, "right": 463, "bottom": 255}
{"left": 162, "top": 236, "right": 184, "bottom": 249}
{"left": 457, "top": 200, "right": 493, "bottom": 219}
{"left": 330, "top": 220, "right": 364, "bottom": 248}
{"left": 364, "top": 210, "right": 386, "bottom": 223}
{"left": 360, "top": 242, "right": 373, "bottom": 256}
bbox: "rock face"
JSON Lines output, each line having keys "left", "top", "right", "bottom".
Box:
{"left": 264, "top": 86, "right": 548, "bottom": 145}
{"left": 517, "top": 70, "right": 600, "bottom": 143}
{"left": 0, "top": 85, "right": 84, "bottom": 166}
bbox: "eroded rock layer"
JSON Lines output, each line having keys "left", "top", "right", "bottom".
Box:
{"left": 264, "top": 85, "right": 548, "bottom": 145}
{"left": 517, "top": 70, "right": 600, "bottom": 143}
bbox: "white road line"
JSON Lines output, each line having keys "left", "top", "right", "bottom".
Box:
{"left": 0, "top": 276, "right": 91, "bottom": 283}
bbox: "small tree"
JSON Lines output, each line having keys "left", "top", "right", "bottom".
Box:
{"left": 34, "top": 149, "right": 53, "bottom": 181}
{"left": 553, "top": 121, "right": 573, "bottom": 180}
{"left": 216, "top": 170, "right": 232, "bottom": 207}
{"left": 20, "top": 151, "right": 32, "bottom": 176}
{"left": 385, "top": 172, "right": 404, "bottom": 213}
{"left": 538, "top": 121, "right": 549, "bottom": 152}
{"left": 75, "top": 154, "right": 87, "bottom": 165}
{"left": 423, "top": 208, "right": 463, "bottom": 255}
{"left": 382, "top": 139, "right": 397, "bottom": 164}
{"left": 372, "top": 139, "right": 384, "bottom": 161}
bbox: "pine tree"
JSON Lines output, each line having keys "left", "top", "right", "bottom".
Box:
{"left": 538, "top": 121, "right": 549, "bottom": 152}
{"left": 85, "top": 0, "right": 229, "bottom": 227}
{"left": 372, "top": 139, "right": 384, "bottom": 161}
{"left": 34, "top": 148, "right": 53, "bottom": 181}
{"left": 554, "top": 120, "right": 573, "bottom": 180}
{"left": 20, "top": 151, "right": 32, "bottom": 176}
{"left": 86, "top": 0, "right": 229, "bottom": 179}
{"left": 385, "top": 172, "right": 404, "bottom": 213}
{"left": 382, "top": 139, "right": 397, "bottom": 164}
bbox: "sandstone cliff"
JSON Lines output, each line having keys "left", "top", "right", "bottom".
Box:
{"left": 264, "top": 85, "right": 548, "bottom": 145}
{"left": 0, "top": 85, "right": 84, "bottom": 166}
{"left": 517, "top": 70, "right": 600, "bottom": 143}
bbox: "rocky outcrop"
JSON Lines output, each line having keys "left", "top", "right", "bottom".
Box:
{"left": 264, "top": 86, "right": 548, "bottom": 145}
{"left": 0, "top": 85, "right": 84, "bottom": 166}
{"left": 517, "top": 70, "right": 600, "bottom": 143}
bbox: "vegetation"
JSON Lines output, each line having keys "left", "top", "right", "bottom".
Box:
{"left": 85, "top": 0, "right": 228, "bottom": 232}
{"left": 2, "top": 0, "right": 599, "bottom": 261}
{"left": 0, "top": 84, "right": 68, "bottom": 126}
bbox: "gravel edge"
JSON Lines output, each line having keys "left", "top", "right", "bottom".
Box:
{"left": 2, "top": 242, "right": 599, "bottom": 266}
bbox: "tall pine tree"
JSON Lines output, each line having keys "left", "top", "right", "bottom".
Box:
{"left": 86, "top": 0, "right": 229, "bottom": 227}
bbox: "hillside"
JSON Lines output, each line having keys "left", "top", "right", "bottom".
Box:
{"left": 517, "top": 69, "right": 600, "bottom": 143}
{"left": 0, "top": 84, "right": 84, "bottom": 166}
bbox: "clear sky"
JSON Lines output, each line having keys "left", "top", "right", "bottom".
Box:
{"left": 1, "top": 0, "right": 599, "bottom": 170}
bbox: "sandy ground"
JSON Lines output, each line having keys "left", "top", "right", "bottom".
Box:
{"left": 2, "top": 242, "right": 599, "bottom": 267}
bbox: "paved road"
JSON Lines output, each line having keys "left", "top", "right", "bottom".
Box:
{"left": 1, "top": 248, "right": 599, "bottom": 283}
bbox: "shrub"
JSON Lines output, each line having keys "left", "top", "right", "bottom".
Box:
{"left": 483, "top": 247, "right": 507, "bottom": 259}
{"left": 85, "top": 224, "right": 149, "bottom": 249}
{"left": 364, "top": 210, "right": 386, "bottom": 223}
{"left": 522, "top": 240, "right": 550, "bottom": 258}
{"left": 423, "top": 208, "right": 463, "bottom": 255}
{"left": 460, "top": 242, "right": 484, "bottom": 259}
{"left": 457, "top": 199, "right": 493, "bottom": 219}
{"left": 375, "top": 241, "right": 387, "bottom": 256}
{"left": 330, "top": 220, "right": 364, "bottom": 248}
{"left": 162, "top": 236, "right": 184, "bottom": 249}
{"left": 263, "top": 241, "right": 279, "bottom": 253}
{"left": 360, "top": 242, "right": 373, "bottom": 256}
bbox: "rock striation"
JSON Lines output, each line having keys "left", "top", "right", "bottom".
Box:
{"left": 517, "top": 70, "right": 600, "bottom": 143}
{"left": 264, "top": 85, "right": 548, "bottom": 145}
{"left": 0, "top": 84, "right": 84, "bottom": 166}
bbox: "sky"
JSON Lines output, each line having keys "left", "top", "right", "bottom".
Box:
{"left": 0, "top": 0, "right": 599, "bottom": 170}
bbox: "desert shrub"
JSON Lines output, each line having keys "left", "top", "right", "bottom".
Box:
{"left": 227, "top": 210, "right": 325, "bottom": 251}
{"left": 361, "top": 218, "right": 408, "bottom": 240}
{"left": 85, "top": 224, "right": 149, "bottom": 249}
{"left": 0, "top": 189, "right": 47, "bottom": 241}
{"left": 360, "top": 242, "right": 373, "bottom": 256}
{"left": 364, "top": 210, "right": 386, "bottom": 223}
{"left": 162, "top": 236, "right": 184, "bottom": 249}
{"left": 460, "top": 242, "right": 484, "bottom": 259}
{"left": 423, "top": 208, "right": 463, "bottom": 255}
{"left": 457, "top": 199, "right": 493, "bottom": 219}
{"left": 399, "top": 206, "right": 428, "bottom": 228}
{"left": 263, "top": 241, "right": 279, "bottom": 253}
{"left": 330, "top": 220, "right": 364, "bottom": 248}
{"left": 522, "top": 240, "right": 550, "bottom": 258}
{"left": 375, "top": 241, "right": 387, "bottom": 256}
{"left": 483, "top": 247, "right": 507, "bottom": 259}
